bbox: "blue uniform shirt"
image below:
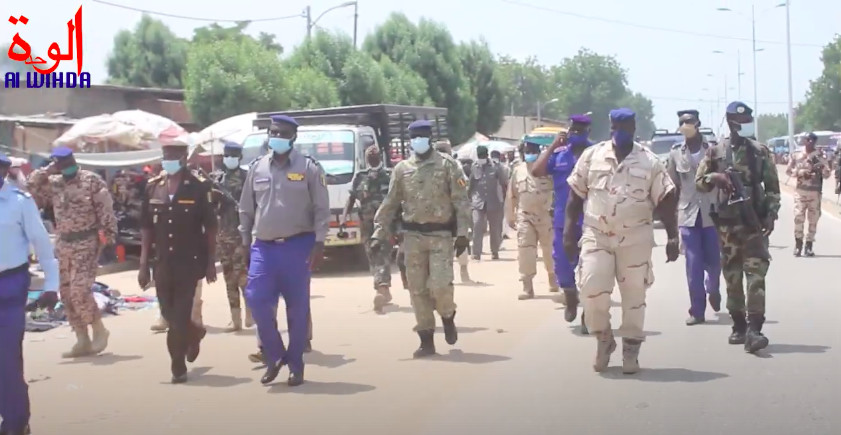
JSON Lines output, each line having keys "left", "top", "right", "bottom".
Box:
{"left": 0, "top": 182, "right": 59, "bottom": 291}
{"left": 546, "top": 147, "right": 583, "bottom": 228}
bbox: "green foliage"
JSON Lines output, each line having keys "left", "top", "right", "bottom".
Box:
{"left": 192, "top": 22, "right": 283, "bottom": 55}
{"left": 798, "top": 35, "right": 841, "bottom": 131}
{"left": 286, "top": 30, "right": 355, "bottom": 80}
{"left": 496, "top": 55, "right": 553, "bottom": 118}
{"left": 459, "top": 40, "right": 506, "bottom": 135}
{"left": 618, "top": 92, "right": 656, "bottom": 140}
{"left": 379, "top": 57, "right": 431, "bottom": 106}
{"left": 756, "top": 113, "right": 790, "bottom": 142}
{"left": 339, "top": 51, "right": 388, "bottom": 105}
{"left": 106, "top": 15, "right": 188, "bottom": 88}
{"left": 285, "top": 68, "right": 341, "bottom": 109}
{"left": 183, "top": 38, "right": 288, "bottom": 126}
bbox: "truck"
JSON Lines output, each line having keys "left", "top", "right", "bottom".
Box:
{"left": 247, "top": 104, "right": 449, "bottom": 264}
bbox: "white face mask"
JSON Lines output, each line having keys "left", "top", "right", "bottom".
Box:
{"left": 736, "top": 122, "right": 756, "bottom": 138}
{"left": 223, "top": 156, "right": 241, "bottom": 170}
{"left": 477, "top": 158, "right": 488, "bottom": 165}
{"left": 492, "top": 157, "right": 500, "bottom": 164}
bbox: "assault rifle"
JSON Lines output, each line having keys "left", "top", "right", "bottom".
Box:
{"left": 725, "top": 167, "right": 761, "bottom": 229}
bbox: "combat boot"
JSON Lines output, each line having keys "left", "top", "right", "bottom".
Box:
{"left": 62, "top": 327, "right": 93, "bottom": 358}
{"left": 793, "top": 238, "right": 803, "bottom": 257}
{"left": 593, "top": 330, "right": 616, "bottom": 372}
{"left": 244, "top": 306, "right": 254, "bottom": 328}
{"left": 804, "top": 241, "right": 815, "bottom": 257}
{"left": 459, "top": 265, "right": 472, "bottom": 284}
{"left": 150, "top": 315, "right": 168, "bottom": 332}
{"left": 225, "top": 308, "right": 243, "bottom": 332}
{"left": 442, "top": 312, "right": 458, "bottom": 345}
{"left": 413, "top": 330, "right": 436, "bottom": 358}
{"left": 562, "top": 288, "right": 579, "bottom": 322}
{"left": 90, "top": 319, "right": 110, "bottom": 354}
{"left": 548, "top": 273, "right": 560, "bottom": 293}
{"left": 622, "top": 338, "right": 642, "bottom": 374}
{"left": 728, "top": 312, "right": 747, "bottom": 345}
{"left": 745, "top": 315, "right": 769, "bottom": 353}
{"left": 373, "top": 285, "right": 391, "bottom": 314}
{"left": 518, "top": 278, "right": 535, "bottom": 300}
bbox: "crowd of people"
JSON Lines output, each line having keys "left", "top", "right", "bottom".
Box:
{"left": 0, "top": 99, "right": 835, "bottom": 434}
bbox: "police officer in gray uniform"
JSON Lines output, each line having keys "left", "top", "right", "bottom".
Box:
{"left": 469, "top": 145, "right": 508, "bottom": 260}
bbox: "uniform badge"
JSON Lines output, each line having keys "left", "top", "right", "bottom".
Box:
{"left": 178, "top": 199, "right": 195, "bottom": 204}
{"left": 736, "top": 106, "right": 745, "bottom": 114}
{"left": 457, "top": 177, "right": 467, "bottom": 188}
{"left": 287, "top": 173, "right": 305, "bottom": 182}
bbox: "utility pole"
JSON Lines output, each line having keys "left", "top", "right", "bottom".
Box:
{"left": 784, "top": 0, "right": 795, "bottom": 152}
{"left": 352, "top": 2, "right": 358, "bottom": 48}
{"left": 305, "top": 6, "right": 312, "bottom": 40}
{"left": 737, "top": 49, "right": 742, "bottom": 100}
{"left": 752, "top": 3, "right": 760, "bottom": 139}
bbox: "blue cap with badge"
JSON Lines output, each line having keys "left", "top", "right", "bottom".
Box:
{"left": 222, "top": 140, "right": 242, "bottom": 150}
{"left": 569, "top": 114, "right": 592, "bottom": 125}
{"left": 50, "top": 146, "right": 74, "bottom": 159}
{"left": 270, "top": 114, "right": 299, "bottom": 127}
{"left": 609, "top": 108, "right": 635, "bottom": 122}
{"left": 408, "top": 119, "right": 433, "bottom": 130}
{"left": 726, "top": 101, "right": 753, "bottom": 116}
{"left": 0, "top": 152, "right": 10, "bottom": 165}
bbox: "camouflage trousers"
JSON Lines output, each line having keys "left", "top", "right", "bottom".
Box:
{"left": 718, "top": 225, "right": 769, "bottom": 316}
{"left": 576, "top": 229, "right": 654, "bottom": 341}
{"left": 218, "top": 233, "right": 247, "bottom": 309}
{"left": 516, "top": 212, "right": 557, "bottom": 287}
{"left": 793, "top": 189, "right": 822, "bottom": 242}
{"left": 361, "top": 220, "right": 392, "bottom": 289}
{"left": 397, "top": 237, "right": 467, "bottom": 285}
{"left": 56, "top": 238, "right": 101, "bottom": 329}
{"left": 402, "top": 231, "right": 457, "bottom": 331}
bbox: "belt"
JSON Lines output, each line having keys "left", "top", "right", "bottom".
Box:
{"left": 402, "top": 221, "right": 452, "bottom": 233}
{"left": 256, "top": 232, "right": 311, "bottom": 244}
{"left": 0, "top": 263, "right": 28, "bottom": 279}
{"left": 59, "top": 228, "right": 98, "bottom": 243}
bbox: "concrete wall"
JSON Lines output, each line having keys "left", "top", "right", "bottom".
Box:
{"left": 0, "top": 87, "right": 73, "bottom": 116}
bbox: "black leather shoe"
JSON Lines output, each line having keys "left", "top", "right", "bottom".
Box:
{"left": 441, "top": 312, "right": 458, "bottom": 345}
{"left": 708, "top": 293, "right": 721, "bottom": 312}
{"left": 563, "top": 290, "right": 579, "bottom": 322}
{"left": 261, "top": 359, "right": 285, "bottom": 385}
{"left": 186, "top": 327, "right": 207, "bottom": 363}
{"left": 745, "top": 330, "right": 769, "bottom": 353}
{"left": 491, "top": 253, "right": 500, "bottom": 260}
{"left": 287, "top": 371, "right": 305, "bottom": 387}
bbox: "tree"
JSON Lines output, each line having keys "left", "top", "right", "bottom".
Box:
{"left": 496, "top": 56, "right": 554, "bottom": 118}
{"left": 379, "top": 57, "right": 432, "bottom": 106}
{"left": 798, "top": 35, "right": 841, "bottom": 131}
{"left": 106, "top": 15, "right": 188, "bottom": 88}
{"left": 184, "top": 38, "right": 289, "bottom": 126}
{"left": 285, "top": 68, "right": 341, "bottom": 109}
{"left": 459, "top": 40, "right": 506, "bottom": 135}
{"left": 285, "top": 30, "right": 355, "bottom": 81}
{"left": 192, "top": 22, "right": 283, "bottom": 55}
{"left": 339, "top": 51, "right": 388, "bottom": 105}
{"left": 619, "top": 92, "right": 656, "bottom": 140}
{"left": 756, "top": 113, "right": 790, "bottom": 142}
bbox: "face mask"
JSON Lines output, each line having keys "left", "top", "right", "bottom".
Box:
{"left": 492, "top": 157, "right": 500, "bottom": 164}
{"left": 568, "top": 133, "right": 589, "bottom": 145}
{"left": 268, "top": 137, "right": 292, "bottom": 154}
{"left": 223, "top": 156, "right": 241, "bottom": 170}
{"left": 679, "top": 124, "right": 699, "bottom": 138}
{"left": 736, "top": 122, "right": 756, "bottom": 138}
{"left": 477, "top": 158, "right": 488, "bottom": 165}
{"left": 61, "top": 165, "right": 79, "bottom": 178}
{"left": 612, "top": 130, "right": 635, "bottom": 148}
{"left": 161, "top": 160, "right": 183, "bottom": 174}
{"left": 524, "top": 153, "right": 539, "bottom": 163}
{"left": 410, "top": 137, "right": 431, "bottom": 154}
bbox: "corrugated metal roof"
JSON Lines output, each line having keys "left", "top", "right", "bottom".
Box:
{"left": 0, "top": 115, "right": 76, "bottom": 125}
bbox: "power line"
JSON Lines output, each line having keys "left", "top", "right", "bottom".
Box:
{"left": 91, "top": 0, "right": 304, "bottom": 23}
{"left": 501, "top": 0, "right": 824, "bottom": 48}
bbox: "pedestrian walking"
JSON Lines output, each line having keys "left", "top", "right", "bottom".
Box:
{"left": 211, "top": 141, "right": 253, "bottom": 330}
{"left": 564, "top": 108, "right": 679, "bottom": 374}
{"left": 469, "top": 145, "right": 507, "bottom": 260}
{"left": 505, "top": 138, "right": 558, "bottom": 300}
{"left": 343, "top": 145, "right": 394, "bottom": 313}
{"left": 696, "top": 101, "right": 780, "bottom": 354}
{"left": 531, "top": 114, "right": 593, "bottom": 330}
{"left": 370, "top": 119, "right": 471, "bottom": 358}
{"left": 1, "top": 153, "right": 59, "bottom": 435}
{"left": 436, "top": 141, "right": 472, "bottom": 283}
{"left": 666, "top": 110, "right": 722, "bottom": 325}
{"left": 27, "top": 147, "right": 117, "bottom": 358}
{"left": 239, "top": 115, "right": 329, "bottom": 386}
{"left": 137, "top": 139, "right": 218, "bottom": 383}
{"left": 785, "top": 132, "right": 829, "bottom": 257}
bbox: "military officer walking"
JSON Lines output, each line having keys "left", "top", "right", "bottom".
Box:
{"left": 436, "top": 140, "right": 472, "bottom": 283}
{"left": 239, "top": 115, "right": 329, "bottom": 386}
{"left": 371, "top": 120, "right": 471, "bottom": 358}
{"left": 785, "top": 132, "right": 829, "bottom": 257}
{"left": 696, "top": 101, "right": 780, "bottom": 354}
{"left": 469, "top": 145, "right": 507, "bottom": 260}
{"left": 565, "top": 109, "right": 679, "bottom": 374}
{"left": 1, "top": 153, "right": 59, "bottom": 435}
{"left": 505, "top": 138, "right": 558, "bottom": 300}
{"left": 344, "top": 145, "right": 394, "bottom": 313}
{"left": 28, "top": 147, "right": 117, "bottom": 358}
{"left": 211, "top": 141, "right": 252, "bottom": 330}
{"left": 666, "top": 110, "right": 722, "bottom": 325}
{"left": 138, "top": 138, "right": 218, "bottom": 383}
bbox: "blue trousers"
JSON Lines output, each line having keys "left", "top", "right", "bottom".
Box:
{"left": 552, "top": 226, "right": 580, "bottom": 289}
{"left": 245, "top": 234, "right": 314, "bottom": 374}
{"left": 680, "top": 216, "right": 721, "bottom": 318}
{"left": 0, "top": 268, "right": 30, "bottom": 433}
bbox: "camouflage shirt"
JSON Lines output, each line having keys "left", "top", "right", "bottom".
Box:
{"left": 786, "top": 149, "right": 830, "bottom": 192}
{"left": 211, "top": 168, "right": 247, "bottom": 235}
{"left": 349, "top": 166, "right": 392, "bottom": 222}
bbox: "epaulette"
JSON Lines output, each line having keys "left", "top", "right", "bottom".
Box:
{"left": 303, "top": 154, "right": 322, "bottom": 168}
{"left": 148, "top": 174, "right": 164, "bottom": 184}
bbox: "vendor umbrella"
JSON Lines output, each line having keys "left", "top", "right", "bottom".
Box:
{"left": 54, "top": 110, "right": 186, "bottom": 150}
{"left": 455, "top": 140, "right": 517, "bottom": 161}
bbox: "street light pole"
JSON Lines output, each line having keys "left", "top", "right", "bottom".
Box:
{"left": 752, "top": 3, "right": 760, "bottom": 139}
{"left": 352, "top": 2, "right": 358, "bottom": 48}
{"left": 306, "top": 2, "right": 358, "bottom": 43}
{"left": 784, "top": 0, "right": 795, "bottom": 152}
{"left": 305, "top": 6, "right": 312, "bottom": 40}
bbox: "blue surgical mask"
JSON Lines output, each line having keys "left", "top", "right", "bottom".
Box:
{"left": 268, "top": 137, "right": 292, "bottom": 154}
{"left": 61, "top": 165, "right": 79, "bottom": 178}
{"left": 736, "top": 122, "right": 756, "bottom": 138}
{"left": 161, "top": 160, "right": 183, "bottom": 174}
{"left": 524, "top": 153, "right": 539, "bottom": 163}
{"left": 612, "top": 130, "right": 635, "bottom": 148}
{"left": 410, "top": 137, "right": 431, "bottom": 154}
{"left": 568, "top": 133, "right": 589, "bottom": 146}
{"left": 223, "top": 156, "right": 241, "bottom": 170}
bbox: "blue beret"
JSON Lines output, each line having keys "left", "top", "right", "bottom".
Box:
{"left": 50, "top": 146, "right": 74, "bottom": 159}
{"left": 725, "top": 101, "right": 752, "bottom": 116}
{"left": 677, "top": 109, "right": 700, "bottom": 118}
{"left": 223, "top": 140, "right": 242, "bottom": 150}
{"left": 569, "top": 114, "right": 592, "bottom": 125}
{"left": 270, "top": 115, "right": 299, "bottom": 127}
{"left": 408, "top": 119, "right": 433, "bottom": 130}
{"left": 609, "top": 108, "right": 635, "bottom": 122}
{"left": 0, "top": 153, "right": 10, "bottom": 165}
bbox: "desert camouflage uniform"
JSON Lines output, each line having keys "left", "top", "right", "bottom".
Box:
{"left": 505, "top": 160, "right": 558, "bottom": 297}
{"left": 786, "top": 150, "right": 829, "bottom": 243}
{"left": 28, "top": 168, "right": 118, "bottom": 329}
{"left": 349, "top": 166, "right": 393, "bottom": 289}
{"left": 211, "top": 168, "right": 249, "bottom": 318}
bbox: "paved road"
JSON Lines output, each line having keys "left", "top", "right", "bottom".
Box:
{"left": 23, "top": 191, "right": 840, "bottom": 434}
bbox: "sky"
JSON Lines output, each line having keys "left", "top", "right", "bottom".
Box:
{"left": 2, "top": 0, "right": 838, "bottom": 130}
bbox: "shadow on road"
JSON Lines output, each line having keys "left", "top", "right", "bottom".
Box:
{"left": 458, "top": 281, "right": 493, "bottom": 288}
{"left": 404, "top": 349, "right": 511, "bottom": 365}
{"left": 809, "top": 254, "right": 841, "bottom": 258}
{"left": 268, "top": 380, "right": 376, "bottom": 395}
{"left": 765, "top": 344, "right": 831, "bottom": 354}
{"left": 181, "top": 367, "right": 251, "bottom": 388}
{"left": 599, "top": 367, "right": 729, "bottom": 383}
{"left": 60, "top": 353, "right": 143, "bottom": 366}
{"left": 382, "top": 304, "right": 414, "bottom": 314}
{"left": 305, "top": 350, "right": 356, "bottom": 369}
{"left": 434, "top": 326, "right": 488, "bottom": 334}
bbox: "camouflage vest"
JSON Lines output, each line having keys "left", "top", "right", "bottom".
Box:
{"left": 353, "top": 167, "right": 392, "bottom": 221}
{"left": 710, "top": 138, "right": 767, "bottom": 220}
{"left": 212, "top": 168, "right": 246, "bottom": 233}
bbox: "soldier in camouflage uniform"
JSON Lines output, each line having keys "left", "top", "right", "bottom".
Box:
{"left": 211, "top": 142, "right": 252, "bottom": 330}
{"left": 344, "top": 145, "right": 394, "bottom": 313}
{"left": 785, "top": 132, "right": 829, "bottom": 257}
{"left": 371, "top": 120, "right": 471, "bottom": 358}
{"left": 695, "top": 101, "right": 780, "bottom": 354}
{"left": 27, "top": 147, "right": 117, "bottom": 358}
